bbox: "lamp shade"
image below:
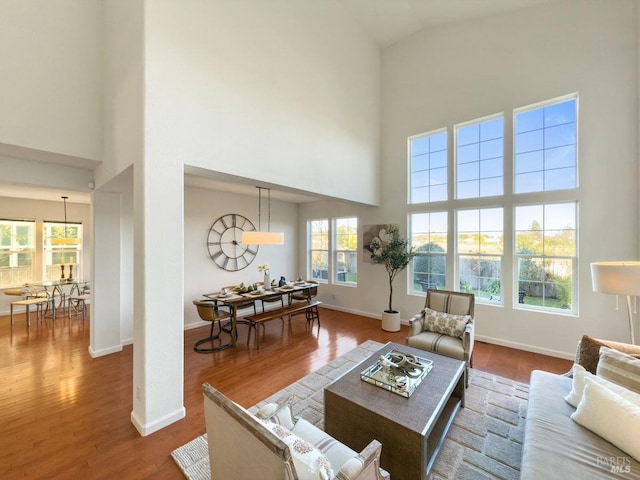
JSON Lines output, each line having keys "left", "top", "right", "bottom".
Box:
{"left": 591, "top": 261, "right": 640, "bottom": 296}
{"left": 241, "top": 231, "right": 284, "bottom": 245}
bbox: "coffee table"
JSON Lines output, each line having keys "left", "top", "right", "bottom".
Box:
{"left": 324, "top": 342, "right": 465, "bottom": 480}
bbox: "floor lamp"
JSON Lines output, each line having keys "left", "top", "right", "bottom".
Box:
{"left": 591, "top": 261, "right": 640, "bottom": 345}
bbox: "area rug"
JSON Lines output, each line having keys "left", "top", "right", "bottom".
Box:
{"left": 172, "top": 340, "right": 529, "bottom": 480}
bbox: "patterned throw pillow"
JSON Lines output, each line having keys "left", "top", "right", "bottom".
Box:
{"left": 597, "top": 347, "right": 640, "bottom": 394}
{"left": 422, "top": 307, "right": 471, "bottom": 339}
{"left": 263, "top": 422, "right": 333, "bottom": 480}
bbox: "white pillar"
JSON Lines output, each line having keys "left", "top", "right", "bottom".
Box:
{"left": 89, "top": 190, "right": 123, "bottom": 357}
{"left": 130, "top": 161, "right": 185, "bottom": 436}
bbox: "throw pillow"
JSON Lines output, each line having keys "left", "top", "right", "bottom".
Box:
{"left": 597, "top": 347, "right": 640, "bottom": 394}
{"left": 577, "top": 334, "right": 610, "bottom": 374}
{"left": 565, "top": 363, "right": 640, "bottom": 408}
{"left": 263, "top": 422, "right": 333, "bottom": 480}
{"left": 422, "top": 307, "right": 471, "bottom": 339}
{"left": 571, "top": 377, "right": 640, "bottom": 462}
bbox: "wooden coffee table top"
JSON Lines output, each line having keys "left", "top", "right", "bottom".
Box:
{"left": 324, "top": 342, "right": 465, "bottom": 435}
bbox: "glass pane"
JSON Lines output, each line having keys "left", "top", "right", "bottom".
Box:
{"left": 515, "top": 108, "right": 543, "bottom": 134}
{"left": 458, "top": 144, "right": 479, "bottom": 164}
{"left": 545, "top": 145, "right": 575, "bottom": 170}
{"left": 413, "top": 254, "right": 446, "bottom": 291}
{"left": 411, "top": 136, "right": 430, "bottom": 156}
{"left": 430, "top": 184, "right": 448, "bottom": 202}
{"left": 459, "top": 255, "right": 502, "bottom": 302}
{"left": 544, "top": 167, "right": 576, "bottom": 191}
{"left": 430, "top": 149, "right": 447, "bottom": 169}
{"left": 544, "top": 123, "right": 576, "bottom": 149}
{"left": 518, "top": 257, "right": 572, "bottom": 310}
{"left": 544, "top": 99, "right": 576, "bottom": 127}
{"left": 457, "top": 181, "right": 478, "bottom": 199}
{"left": 515, "top": 151, "right": 543, "bottom": 174}
{"left": 458, "top": 162, "right": 479, "bottom": 182}
{"left": 480, "top": 177, "right": 502, "bottom": 197}
{"left": 411, "top": 187, "right": 430, "bottom": 204}
{"left": 480, "top": 138, "right": 503, "bottom": 160}
{"left": 430, "top": 132, "right": 447, "bottom": 152}
{"left": 411, "top": 154, "right": 429, "bottom": 172}
{"left": 480, "top": 158, "right": 502, "bottom": 178}
{"left": 458, "top": 124, "right": 479, "bottom": 146}
{"left": 515, "top": 130, "right": 543, "bottom": 154}
{"left": 430, "top": 167, "right": 447, "bottom": 186}
{"left": 544, "top": 203, "right": 576, "bottom": 230}
{"left": 515, "top": 171, "right": 543, "bottom": 194}
{"left": 480, "top": 117, "right": 504, "bottom": 141}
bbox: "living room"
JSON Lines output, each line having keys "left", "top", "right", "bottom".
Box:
{"left": 1, "top": 0, "right": 639, "bottom": 477}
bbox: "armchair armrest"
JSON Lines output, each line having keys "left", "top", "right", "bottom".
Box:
{"left": 407, "top": 310, "right": 425, "bottom": 337}
{"left": 337, "top": 439, "right": 389, "bottom": 480}
{"left": 462, "top": 319, "right": 474, "bottom": 354}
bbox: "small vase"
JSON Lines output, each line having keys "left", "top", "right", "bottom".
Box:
{"left": 264, "top": 272, "right": 271, "bottom": 291}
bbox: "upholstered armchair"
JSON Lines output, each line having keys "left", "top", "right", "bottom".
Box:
{"left": 203, "top": 383, "right": 389, "bottom": 480}
{"left": 406, "top": 289, "right": 475, "bottom": 386}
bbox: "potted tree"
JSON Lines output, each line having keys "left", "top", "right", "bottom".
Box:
{"left": 369, "top": 224, "right": 417, "bottom": 331}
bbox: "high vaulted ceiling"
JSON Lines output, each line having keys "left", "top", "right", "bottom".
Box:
{"left": 339, "top": 0, "right": 561, "bottom": 48}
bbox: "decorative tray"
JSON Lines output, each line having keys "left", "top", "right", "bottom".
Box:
{"left": 360, "top": 350, "right": 433, "bottom": 398}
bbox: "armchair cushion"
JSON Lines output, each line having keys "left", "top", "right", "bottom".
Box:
{"left": 422, "top": 307, "right": 471, "bottom": 339}
{"left": 264, "top": 421, "right": 333, "bottom": 480}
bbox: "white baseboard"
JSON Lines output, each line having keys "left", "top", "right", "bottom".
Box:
{"left": 88, "top": 343, "right": 123, "bottom": 358}
{"left": 474, "top": 334, "right": 574, "bottom": 360}
{"left": 130, "top": 406, "right": 186, "bottom": 437}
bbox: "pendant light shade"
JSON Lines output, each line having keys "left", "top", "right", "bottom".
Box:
{"left": 241, "top": 186, "right": 284, "bottom": 245}
{"left": 51, "top": 196, "right": 76, "bottom": 245}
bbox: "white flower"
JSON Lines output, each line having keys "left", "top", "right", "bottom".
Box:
{"left": 258, "top": 263, "right": 270, "bottom": 274}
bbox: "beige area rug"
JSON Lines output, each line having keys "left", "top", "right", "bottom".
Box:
{"left": 171, "top": 340, "right": 529, "bottom": 480}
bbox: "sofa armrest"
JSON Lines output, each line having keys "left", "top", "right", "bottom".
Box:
{"left": 407, "top": 310, "right": 425, "bottom": 337}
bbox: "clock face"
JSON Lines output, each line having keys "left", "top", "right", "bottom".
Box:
{"left": 207, "top": 214, "right": 259, "bottom": 271}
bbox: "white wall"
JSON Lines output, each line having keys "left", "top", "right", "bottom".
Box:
{"left": 301, "top": 0, "right": 640, "bottom": 359}
{"left": 184, "top": 186, "right": 298, "bottom": 329}
{"left": 144, "top": 0, "right": 381, "bottom": 205}
{"left": 0, "top": 0, "right": 102, "bottom": 162}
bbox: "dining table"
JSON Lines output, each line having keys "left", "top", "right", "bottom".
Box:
{"left": 26, "top": 279, "right": 89, "bottom": 320}
{"left": 202, "top": 282, "right": 318, "bottom": 349}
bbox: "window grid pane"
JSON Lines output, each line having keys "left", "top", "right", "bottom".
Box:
{"left": 309, "top": 219, "right": 329, "bottom": 281}
{"left": 43, "top": 222, "right": 83, "bottom": 282}
{"left": 457, "top": 208, "right": 503, "bottom": 303}
{"left": 410, "top": 131, "right": 448, "bottom": 204}
{"left": 515, "top": 202, "right": 576, "bottom": 312}
{"left": 456, "top": 116, "right": 504, "bottom": 199}
{"left": 0, "top": 220, "right": 35, "bottom": 287}
{"left": 411, "top": 212, "right": 447, "bottom": 292}
{"left": 335, "top": 217, "right": 358, "bottom": 284}
{"left": 514, "top": 97, "right": 577, "bottom": 193}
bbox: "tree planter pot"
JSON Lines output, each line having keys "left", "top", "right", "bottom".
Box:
{"left": 381, "top": 310, "right": 401, "bottom": 332}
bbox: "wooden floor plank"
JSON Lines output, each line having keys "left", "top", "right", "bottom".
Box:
{"left": 0, "top": 307, "right": 572, "bottom": 479}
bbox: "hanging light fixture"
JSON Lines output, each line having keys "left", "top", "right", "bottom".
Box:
{"left": 51, "top": 196, "right": 76, "bottom": 245}
{"left": 241, "top": 186, "right": 284, "bottom": 245}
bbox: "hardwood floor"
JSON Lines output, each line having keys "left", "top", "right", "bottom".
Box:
{"left": 0, "top": 307, "right": 572, "bottom": 479}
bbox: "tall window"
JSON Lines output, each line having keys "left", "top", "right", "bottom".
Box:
{"left": 334, "top": 217, "right": 357, "bottom": 284}
{"left": 43, "top": 221, "right": 83, "bottom": 282}
{"left": 0, "top": 219, "right": 35, "bottom": 287}
{"left": 515, "top": 202, "right": 576, "bottom": 312}
{"left": 409, "top": 129, "right": 448, "bottom": 204}
{"left": 309, "top": 219, "right": 329, "bottom": 282}
{"left": 410, "top": 212, "right": 447, "bottom": 292}
{"left": 456, "top": 115, "right": 504, "bottom": 199}
{"left": 514, "top": 96, "right": 577, "bottom": 193}
{"left": 457, "top": 208, "right": 504, "bottom": 302}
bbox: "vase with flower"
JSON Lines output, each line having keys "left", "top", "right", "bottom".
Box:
{"left": 258, "top": 263, "right": 271, "bottom": 290}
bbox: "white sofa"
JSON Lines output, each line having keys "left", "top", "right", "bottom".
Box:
{"left": 203, "top": 383, "right": 389, "bottom": 479}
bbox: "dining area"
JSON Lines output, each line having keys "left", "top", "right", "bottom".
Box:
{"left": 192, "top": 280, "right": 320, "bottom": 352}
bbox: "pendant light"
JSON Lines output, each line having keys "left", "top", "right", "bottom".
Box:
{"left": 241, "top": 187, "right": 284, "bottom": 245}
{"left": 51, "top": 196, "right": 76, "bottom": 245}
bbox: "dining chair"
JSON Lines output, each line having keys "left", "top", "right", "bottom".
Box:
{"left": 291, "top": 280, "right": 319, "bottom": 303}
{"left": 193, "top": 299, "right": 233, "bottom": 353}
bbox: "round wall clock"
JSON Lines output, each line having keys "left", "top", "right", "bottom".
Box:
{"left": 207, "top": 213, "right": 259, "bottom": 271}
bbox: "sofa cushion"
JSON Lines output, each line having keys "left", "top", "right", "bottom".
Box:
{"left": 422, "top": 307, "right": 470, "bottom": 339}
{"left": 571, "top": 376, "right": 640, "bottom": 462}
{"left": 597, "top": 347, "right": 640, "bottom": 394}
{"left": 264, "top": 421, "right": 333, "bottom": 480}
